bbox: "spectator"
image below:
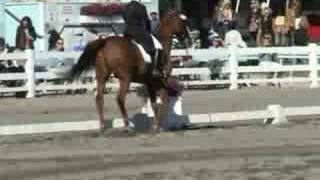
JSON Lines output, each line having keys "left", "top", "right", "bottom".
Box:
{"left": 47, "top": 37, "right": 68, "bottom": 69}
{"left": 286, "top": 0, "right": 302, "bottom": 46}
{"left": 257, "top": 3, "right": 273, "bottom": 47}
{"left": 215, "top": 2, "right": 236, "bottom": 40}
{"left": 50, "top": 38, "right": 64, "bottom": 52}
{"left": 273, "top": 10, "right": 287, "bottom": 46}
{"left": 15, "top": 16, "right": 42, "bottom": 51}
{"left": 210, "top": 33, "right": 224, "bottom": 48}
{"left": 0, "top": 37, "right": 6, "bottom": 53}
{"left": 294, "top": 16, "right": 309, "bottom": 46}
{"left": 183, "top": 0, "right": 212, "bottom": 48}
{"left": 150, "top": 12, "right": 161, "bottom": 39}
{"left": 248, "top": 0, "right": 261, "bottom": 46}
{"left": 47, "top": 25, "right": 61, "bottom": 51}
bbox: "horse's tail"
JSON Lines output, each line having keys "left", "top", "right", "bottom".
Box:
{"left": 69, "top": 39, "right": 106, "bottom": 80}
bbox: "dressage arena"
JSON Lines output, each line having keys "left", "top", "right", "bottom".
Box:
{"left": 2, "top": 88, "right": 320, "bottom": 179}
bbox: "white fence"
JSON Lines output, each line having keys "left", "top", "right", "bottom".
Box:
{"left": 172, "top": 44, "right": 320, "bottom": 90}
{"left": 0, "top": 44, "right": 320, "bottom": 98}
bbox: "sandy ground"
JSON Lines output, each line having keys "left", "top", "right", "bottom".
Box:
{"left": 2, "top": 88, "right": 320, "bottom": 179}
{"left": 2, "top": 121, "right": 320, "bottom": 180}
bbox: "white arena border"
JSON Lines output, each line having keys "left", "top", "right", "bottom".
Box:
{"left": 1, "top": 105, "right": 320, "bottom": 136}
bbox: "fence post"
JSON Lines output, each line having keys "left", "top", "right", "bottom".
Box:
{"left": 229, "top": 45, "right": 238, "bottom": 90}
{"left": 25, "top": 49, "right": 35, "bottom": 98}
{"left": 309, "top": 43, "right": 318, "bottom": 89}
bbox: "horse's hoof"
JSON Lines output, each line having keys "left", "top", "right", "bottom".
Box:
{"left": 152, "top": 126, "right": 164, "bottom": 133}
{"left": 99, "top": 124, "right": 106, "bottom": 133}
{"left": 124, "top": 126, "right": 134, "bottom": 133}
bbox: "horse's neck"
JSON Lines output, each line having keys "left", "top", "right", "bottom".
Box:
{"left": 159, "top": 21, "right": 173, "bottom": 55}
{"left": 160, "top": 36, "right": 172, "bottom": 54}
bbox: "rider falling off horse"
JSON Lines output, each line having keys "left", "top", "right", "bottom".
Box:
{"left": 122, "top": 0, "right": 161, "bottom": 77}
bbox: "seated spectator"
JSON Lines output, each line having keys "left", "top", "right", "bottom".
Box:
{"left": 51, "top": 38, "right": 64, "bottom": 52}
{"left": 48, "top": 38, "right": 67, "bottom": 68}
{"left": 150, "top": 12, "right": 161, "bottom": 39}
{"left": 47, "top": 25, "right": 61, "bottom": 51}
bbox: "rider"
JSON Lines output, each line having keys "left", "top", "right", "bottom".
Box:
{"left": 122, "top": 0, "right": 160, "bottom": 76}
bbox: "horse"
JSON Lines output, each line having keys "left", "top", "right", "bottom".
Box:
{"left": 70, "top": 10, "right": 191, "bottom": 132}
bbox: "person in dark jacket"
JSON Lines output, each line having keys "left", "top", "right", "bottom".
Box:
{"left": 122, "top": 0, "right": 159, "bottom": 76}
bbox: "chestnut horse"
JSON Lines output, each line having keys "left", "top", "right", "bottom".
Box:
{"left": 70, "top": 11, "right": 190, "bottom": 131}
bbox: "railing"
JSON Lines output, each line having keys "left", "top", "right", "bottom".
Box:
{"left": 0, "top": 50, "right": 34, "bottom": 97}
{"left": 0, "top": 43, "right": 319, "bottom": 98}
{"left": 172, "top": 44, "right": 320, "bottom": 90}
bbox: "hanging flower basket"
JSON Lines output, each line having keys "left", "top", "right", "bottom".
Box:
{"left": 80, "top": 3, "right": 125, "bottom": 16}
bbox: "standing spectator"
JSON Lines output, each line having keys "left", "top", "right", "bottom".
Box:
{"left": 0, "top": 37, "right": 6, "bottom": 53}
{"left": 15, "top": 16, "right": 42, "bottom": 51}
{"left": 286, "top": 0, "right": 301, "bottom": 46}
{"left": 257, "top": 3, "right": 273, "bottom": 47}
{"left": 294, "top": 16, "right": 309, "bottom": 46}
{"left": 215, "top": 2, "right": 236, "bottom": 40}
{"left": 247, "top": 0, "right": 261, "bottom": 46}
{"left": 150, "top": 12, "right": 160, "bottom": 39}
{"left": 183, "top": 0, "right": 212, "bottom": 48}
{"left": 273, "top": 8, "right": 288, "bottom": 46}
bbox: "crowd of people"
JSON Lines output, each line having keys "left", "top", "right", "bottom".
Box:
{"left": 184, "top": 0, "right": 310, "bottom": 49}
{"left": 0, "top": 0, "right": 314, "bottom": 55}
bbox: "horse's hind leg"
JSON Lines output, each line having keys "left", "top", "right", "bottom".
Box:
{"left": 117, "top": 78, "right": 130, "bottom": 130}
{"left": 95, "top": 73, "right": 109, "bottom": 131}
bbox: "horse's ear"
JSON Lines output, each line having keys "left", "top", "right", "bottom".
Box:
{"left": 167, "top": 8, "right": 177, "bottom": 17}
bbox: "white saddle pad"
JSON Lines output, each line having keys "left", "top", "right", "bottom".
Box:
{"left": 152, "top": 35, "right": 163, "bottom": 50}
{"left": 133, "top": 35, "right": 163, "bottom": 63}
{"left": 134, "top": 42, "right": 152, "bottom": 63}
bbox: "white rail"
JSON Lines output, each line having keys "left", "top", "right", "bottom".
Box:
{"left": 0, "top": 104, "right": 319, "bottom": 135}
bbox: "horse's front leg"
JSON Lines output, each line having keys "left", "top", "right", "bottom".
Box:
{"left": 147, "top": 86, "right": 159, "bottom": 131}
{"left": 148, "top": 87, "right": 168, "bottom": 132}
{"left": 157, "top": 88, "right": 169, "bottom": 131}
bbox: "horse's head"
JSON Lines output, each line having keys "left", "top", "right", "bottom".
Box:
{"left": 160, "top": 10, "right": 192, "bottom": 48}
